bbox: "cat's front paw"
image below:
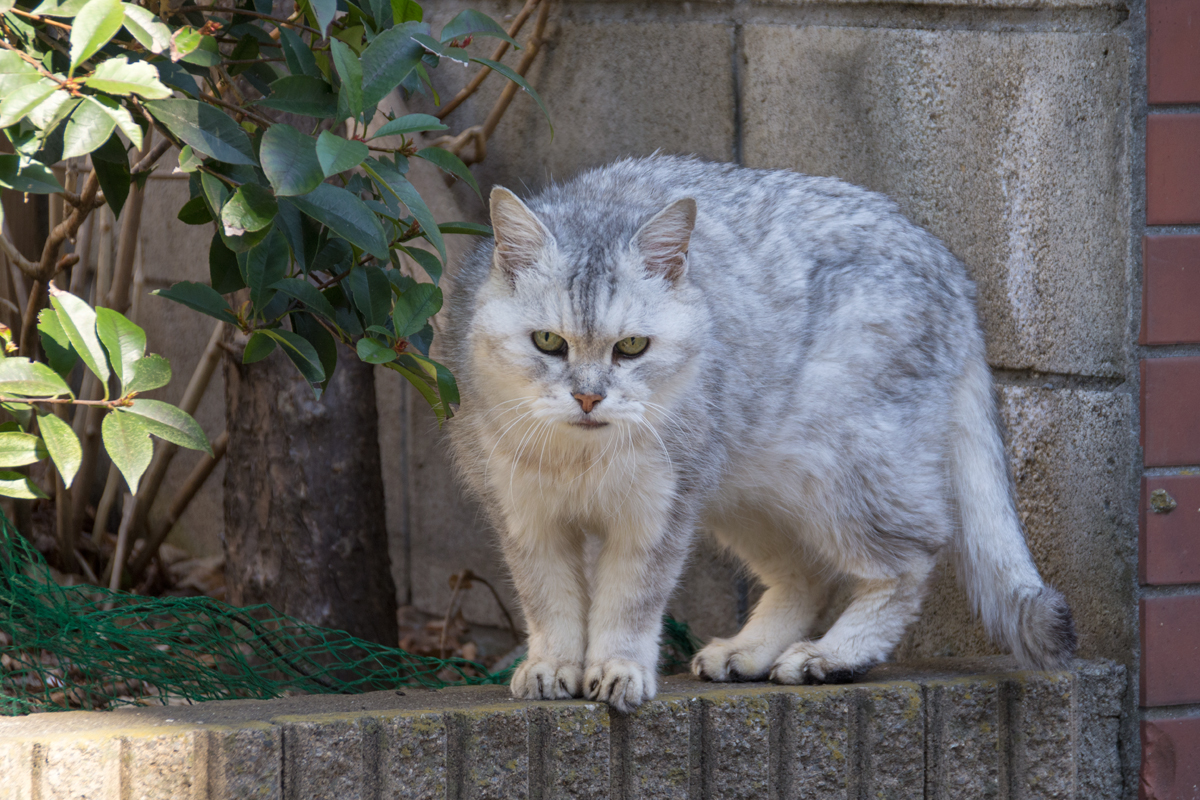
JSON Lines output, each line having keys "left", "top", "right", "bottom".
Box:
{"left": 511, "top": 659, "right": 583, "bottom": 700}
{"left": 691, "top": 638, "right": 775, "bottom": 682}
{"left": 583, "top": 658, "right": 655, "bottom": 714}
{"left": 769, "top": 642, "right": 873, "bottom": 685}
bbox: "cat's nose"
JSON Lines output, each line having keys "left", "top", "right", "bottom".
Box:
{"left": 573, "top": 392, "right": 604, "bottom": 414}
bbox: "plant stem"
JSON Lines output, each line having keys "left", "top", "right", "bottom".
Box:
{"left": 173, "top": 5, "right": 321, "bottom": 36}
{"left": 435, "top": 0, "right": 542, "bottom": 120}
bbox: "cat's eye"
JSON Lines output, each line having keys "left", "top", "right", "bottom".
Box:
{"left": 532, "top": 330, "right": 567, "bottom": 355}
{"left": 615, "top": 336, "right": 649, "bottom": 357}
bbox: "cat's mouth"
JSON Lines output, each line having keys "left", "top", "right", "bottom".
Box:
{"left": 571, "top": 418, "right": 609, "bottom": 428}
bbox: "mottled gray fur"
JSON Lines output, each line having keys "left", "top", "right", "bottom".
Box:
{"left": 441, "top": 155, "right": 1075, "bottom": 713}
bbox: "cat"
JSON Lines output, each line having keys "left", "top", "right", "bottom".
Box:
{"left": 440, "top": 155, "right": 1075, "bottom": 713}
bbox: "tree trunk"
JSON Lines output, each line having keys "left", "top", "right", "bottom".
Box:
{"left": 223, "top": 338, "right": 398, "bottom": 646}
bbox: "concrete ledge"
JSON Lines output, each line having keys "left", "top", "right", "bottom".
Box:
{"left": 0, "top": 658, "right": 1125, "bottom": 799}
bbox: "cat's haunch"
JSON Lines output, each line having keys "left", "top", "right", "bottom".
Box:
{"left": 440, "top": 155, "right": 1075, "bottom": 713}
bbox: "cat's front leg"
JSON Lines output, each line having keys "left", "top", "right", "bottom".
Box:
{"left": 500, "top": 507, "right": 588, "bottom": 701}
{"left": 585, "top": 507, "right": 693, "bottom": 713}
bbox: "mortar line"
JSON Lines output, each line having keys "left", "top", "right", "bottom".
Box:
{"left": 731, "top": 20, "right": 745, "bottom": 167}
{"left": 767, "top": 693, "right": 786, "bottom": 800}
{"left": 446, "top": 713, "right": 466, "bottom": 800}
{"left": 1144, "top": 224, "right": 1200, "bottom": 235}
{"left": 689, "top": 697, "right": 707, "bottom": 800}
{"left": 988, "top": 368, "right": 1125, "bottom": 391}
{"left": 851, "top": 688, "right": 869, "bottom": 800}
{"left": 923, "top": 685, "right": 937, "bottom": 800}
{"left": 280, "top": 726, "right": 290, "bottom": 800}
{"left": 999, "top": 679, "right": 1015, "bottom": 800}
{"left": 363, "top": 716, "right": 382, "bottom": 800}
{"left": 1141, "top": 703, "right": 1200, "bottom": 720}
{"left": 1139, "top": 584, "right": 1200, "bottom": 598}
{"left": 528, "top": 706, "right": 548, "bottom": 800}
{"left": 608, "top": 706, "right": 630, "bottom": 800}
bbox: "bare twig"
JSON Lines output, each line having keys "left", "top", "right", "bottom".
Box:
{"left": 173, "top": 5, "right": 321, "bottom": 35}
{"left": 7, "top": 9, "right": 72, "bottom": 31}
{"left": 481, "top": 0, "right": 550, "bottom": 143}
{"left": 197, "top": 91, "right": 273, "bottom": 128}
{"left": 0, "top": 235, "right": 35, "bottom": 278}
{"left": 91, "top": 465, "right": 121, "bottom": 546}
{"left": 436, "top": 0, "right": 542, "bottom": 120}
{"left": 105, "top": 493, "right": 136, "bottom": 591}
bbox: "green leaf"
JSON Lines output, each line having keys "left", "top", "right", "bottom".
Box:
{"left": 370, "top": 113, "right": 446, "bottom": 140}
{"left": 242, "top": 331, "right": 277, "bottom": 363}
{"left": 0, "top": 79, "right": 57, "bottom": 129}
{"left": 180, "top": 35, "right": 221, "bottom": 67}
{"left": 94, "top": 306, "right": 145, "bottom": 391}
{"left": 88, "top": 95, "right": 143, "bottom": 151}
{"left": 83, "top": 57, "right": 171, "bottom": 98}
{"left": 316, "top": 131, "right": 368, "bottom": 177}
{"left": 29, "top": 89, "right": 75, "bottom": 131}
{"left": 170, "top": 27, "right": 202, "bottom": 61}
{"left": 62, "top": 98, "right": 116, "bottom": 160}
{"left": 271, "top": 278, "right": 338, "bottom": 321}
{"left": 243, "top": 228, "right": 289, "bottom": 311}
{"left": 440, "top": 9, "right": 518, "bottom": 46}
{"left": 124, "top": 354, "right": 171, "bottom": 395}
{"left": 209, "top": 233, "right": 245, "bottom": 293}
{"left": 31, "top": 0, "right": 89, "bottom": 16}
{"left": 471, "top": 57, "right": 551, "bottom": 134}
{"left": 360, "top": 22, "right": 425, "bottom": 109}
{"left": 391, "top": 0, "right": 422, "bottom": 23}
{"left": 0, "top": 156, "right": 62, "bottom": 194}
{"left": 69, "top": 0, "right": 125, "bottom": 76}
{"left": 309, "top": 0, "right": 336, "bottom": 36}
{"left": 91, "top": 133, "right": 131, "bottom": 216}
{"left": 221, "top": 183, "right": 278, "bottom": 237}
{"left": 330, "top": 38, "right": 363, "bottom": 120}
{"left": 0, "top": 51, "right": 41, "bottom": 97}
{"left": 144, "top": 99, "right": 256, "bottom": 166}
{"left": 177, "top": 195, "right": 213, "bottom": 225}
{"left": 201, "top": 171, "right": 229, "bottom": 219}
{"left": 177, "top": 145, "right": 202, "bottom": 173}
{"left": 364, "top": 165, "right": 445, "bottom": 260}
{"left": 49, "top": 289, "right": 109, "bottom": 388}
{"left": 438, "top": 221, "right": 493, "bottom": 236}
{"left": 396, "top": 246, "right": 442, "bottom": 284}
{"left": 290, "top": 183, "right": 389, "bottom": 259}
{"left": 410, "top": 33, "right": 470, "bottom": 66}
{"left": 279, "top": 27, "right": 320, "bottom": 78}
{"left": 122, "top": 4, "right": 170, "bottom": 53}
{"left": 256, "top": 76, "right": 337, "bottom": 118}
{"left": 357, "top": 337, "right": 397, "bottom": 364}
{"left": 259, "top": 122, "right": 324, "bottom": 197}
{"left": 124, "top": 399, "right": 211, "bottom": 454}
{"left": 0, "top": 431, "right": 48, "bottom": 468}
{"left": 37, "top": 308, "right": 78, "bottom": 379}
{"left": 415, "top": 147, "right": 479, "bottom": 197}
{"left": 292, "top": 313, "right": 336, "bottom": 396}
{"left": 348, "top": 265, "right": 391, "bottom": 328}
{"left": 0, "top": 472, "right": 48, "bottom": 500}
{"left": 102, "top": 410, "right": 152, "bottom": 493}
{"left": 153, "top": 282, "right": 237, "bottom": 323}
{"left": 259, "top": 328, "right": 325, "bottom": 383}
{"left": 38, "top": 413, "right": 81, "bottom": 488}
{"left": 0, "top": 358, "right": 72, "bottom": 397}
{"left": 392, "top": 281, "right": 441, "bottom": 338}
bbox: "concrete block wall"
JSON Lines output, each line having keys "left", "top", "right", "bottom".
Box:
{"left": 0, "top": 659, "right": 1125, "bottom": 799}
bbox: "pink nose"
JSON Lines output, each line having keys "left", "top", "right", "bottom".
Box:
{"left": 573, "top": 393, "right": 604, "bottom": 413}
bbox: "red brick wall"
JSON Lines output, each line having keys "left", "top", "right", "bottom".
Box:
{"left": 1141, "top": 1, "right": 1200, "bottom": 797}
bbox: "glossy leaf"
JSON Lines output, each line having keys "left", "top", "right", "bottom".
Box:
{"left": 316, "top": 131, "right": 368, "bottom": 177}
{"left": 91, "top": 133, "right": 131, "bottom": 216}
{"left": 37, "top": 309, "right": 79, "bottom": 379}
{"left": 310, "top": 0, "right": 336, "bottom": 36}
{"left": 365, "top": 166, "right": 445, "bottom": 260}
{"left": 391, "top": 0, "right": 422, "bottom": 23}
{"left": 0, "top": 156, "right": 64, "bottom": 194}
{"left": 258, "top": 328, "right": 325, "bottom": 383}
{"left": 124, "top": 399, "right": 211, "bottom": 454}
{"left": 102, "top": 410, "right": 153, "bottom": 493}
{"left": 0, "top": 472, "right": 48, "bottom": 500}
{"left": 50, "top": 289, "right": 110, "bottom": 388}
{"left": 440, "top": 9, "right": 518, "bottom": 46}
{"left": 70, "top": 0, "right": 125, "bottom": 75}
{"left": 242, "top": 331, "right": 276, "bottom": 363}
{"left": 279, "top": 28, "right": 321, "bottom": 78}
{"left": 271, "top": 278, "right": 338, "bottom": 321}
{"left": 89, "top": 95, "right": 143, "bottom": 150}
{"left": 360, "top": 22, "right": 426, "bottom": 109}
{"left": 153, "top": 282, "right": 237, "bottom": 323}
{"left": 416, "top": 146, "right": 479, "bottom": 196}
{"left": 392, "top": 281, "right": 441, "bottom": 338}
{"left": 243, "top": 228, "right": 289, "bottom": 311}
{"left": 122, "top": 4, "right": 171, "bottom": 53}
{"left": 410, "top": 33, "right": 469, "bottom": 65}
{"left": 259, "top": 122, "right": 324, "bottom": 197}
{"left": 471, "top": 57, "right": 551, "bottom": 133}
{"left": 95, "top": 306, "right": 146, "bottom": 391}
{"left": 62, "top": 98, "right": 116, "bottom": 159}
{"left": 145, "top": 99, "right": 256, "bottom": 166}
{"left": 221, "top": 183, "right": 278, "bottom": 237}
{"left": 0, "top": 80, "right": 58, "bottom": 129}
{"left": 30, "top": 0, "right": 89, "bottom": 16}
{"left": 83, "top": 57, "right": 171, "bottom": 98}
{"left": 0, "top": 358, "right": 72, "bottom": 397}
{"left": 357, "top": 337, "right": 397, "bottom": 364}
{"left": 124, "top": 354, "right": 171, "bottom": 394}
{"left": 38, "top": 412, "right": 81, "bottom": 487}
{"left": 292, "top": 313, "right": 336, "bottom": 396}
{"left": 438, "top": 221, "right": 493, "bottom": 236}
{"left": 290, "top": 183, "right": 390, "bottom": 259}
{"left": 257, "top": 76, "right": 337, "bottom": 118}
{"left": 330, "top": 38, "right": 363, "bottom": 120}
{"left": 209, "top": 233, "right": 245, "bottom": 293}
{"left": 177, "top": 195, "right": 213, "bottom": 225}
{"left": 369, "top": 113, "right": 446, "bottom": 140}
{"left": 0, "top": 431, "right": 48, "bottom": 467}
{"left": 347, "top": 265, "right": 391, "bottom": 328}
{"left": 397, "top": 245, "right": 442, "bottom": 285}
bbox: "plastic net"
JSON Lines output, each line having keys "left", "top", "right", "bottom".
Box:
{"left": 1, "top": 510, "right": 701, "bottom": 715}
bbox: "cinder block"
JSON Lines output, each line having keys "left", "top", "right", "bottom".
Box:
{"left": 778, "top": 687, "right": 853, "bottom": 799}
{"left": 537, "top": 703, "right": 611, "bottom": 799}
{"left": 40, "top": 736, "right": 121, "bottom": 800}
{"left": 206, "top": 724, "right": 282, "bottom": 800}
{"left": 1012, "top": 672, "right": 1075, "bottom": 800}
{"left": 122, "top": 729, "right": 207, "bottom": 800}
{"left": 925, "top": 678, "right": 1001, "bottom": 799}
{"left": 862, "top": 684, "right": 924, "bottom": 799}
{"left": 625, "top": 696, "right": 692, "bottom": 800}
{"left": 280, "top": 716, "right": 377, "bottom": 800}
{"left": 742, "top": 26, "right": 1128, "bottom": 378}
{"left": 381, "top": 711, "right": 448, "bottom": 800}
{"left": 453, "top": 706, "right": 529, "bottom": 799}
{"left": 702, "top": 690, "right": 771, "bottom": 799}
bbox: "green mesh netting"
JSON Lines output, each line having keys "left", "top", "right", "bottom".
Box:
{"left": 0, "top": 510, "right": 700, "bottom": 715}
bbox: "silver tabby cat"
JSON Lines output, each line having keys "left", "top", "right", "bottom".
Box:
{"left": 442, "top": 155, "right": 1075, "bottom": 713}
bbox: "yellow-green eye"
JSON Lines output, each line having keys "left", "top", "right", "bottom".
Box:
{"left": 532, "top": 330, "right": 567, "bottom": 354}
{"left": 615, "top": 336, "right": 649, "bottom": 357}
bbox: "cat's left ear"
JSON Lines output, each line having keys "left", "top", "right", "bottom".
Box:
{"left": 633, "top": 198, "right": 697, "bottom": 283}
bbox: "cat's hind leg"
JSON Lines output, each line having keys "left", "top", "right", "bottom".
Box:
{"left": 770, "top": 555, "right": 935, "bottom": 684}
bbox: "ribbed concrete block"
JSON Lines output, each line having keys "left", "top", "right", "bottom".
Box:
{"left": 540, "top": 703, "right": 611, "bottom": 799}
{"left": 1072, "top": 662, "right": 1125, "bottom": 800}
{"left": 778, "top": 687, "right": 853, "bottom": 798}
{"left": 41, "top": 736, "right": 121, "bottom": 800}
{"left": 453, "top": 706, "right": 529, "bottom": 799}
{"left": 206, "top": 723, "right": 281, "bottom": 800}
{"left": 381, "top": 711, "right": 447, "bottom": 800}
{"left": 123, "top": 729, "right": 207, "bottom": 800}
{"left": 926, "top": 678, "right": 1002, "bottom": 800}
{"left": 862, "top": 684, "right": 924, "bottom": 798}
{"left": 280, "top": 715, "right": 377, "bottom": 800}
{"left": 1013, "top": 673, "right": 1075, "bottom": 800}
{"left": 0, "top": 739, "right": 35, "bottom": 800}
{"left": 624, "top": 695, "right": 692, "bottom": 800}
{"left": 703, "top": 690, "right": 771, "bottom": 799}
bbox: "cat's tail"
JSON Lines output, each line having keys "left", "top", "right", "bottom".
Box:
{"left": 948, "top": 347, "right": 1076, "bottom": 671}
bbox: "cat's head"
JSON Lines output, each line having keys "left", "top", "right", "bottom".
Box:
{"left": 463, "top": 186, "right": 709, "bottom": 434}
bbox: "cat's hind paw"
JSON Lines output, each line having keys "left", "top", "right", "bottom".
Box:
{"left": 691, "top": 638, "right": 774, "bottom": 682}
{"left": 511, "top": 659, "right": 583, "bottom": 700}
{"left": 584, "top": 658, "right": 655, "bottom": 714}
{"left": 769, "top": 642, "right": 873, "bottom": 685}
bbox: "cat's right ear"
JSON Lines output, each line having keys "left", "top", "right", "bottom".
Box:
{"left": 490, "top": 187, "right": 553, "bottom": 281}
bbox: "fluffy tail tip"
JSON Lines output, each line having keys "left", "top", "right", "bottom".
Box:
{"left": 1014, "top": 586, "right": 1077, "bottom": 671}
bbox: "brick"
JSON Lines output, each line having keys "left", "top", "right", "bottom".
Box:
{"left": 453, "top": 706, "right": 529, "bottom": 800}
{"left": 381, "top": 711, "right": 447, "bottom": 800}
{"left": 1140, "top": 476, "right": 1200, "bottom": 585}
{"left": 1147, "top": 114, "right": 1200, "bottom": 225}
{"left": 925, "top": 678, "right": 1002, "bottom": 800}
{"left": 540, "top": 703, "right": 610, "bottom": 799}
{"left": 1147, "top": 0, "right": 1200, "bottom": 104}
{"left": 778, "top": 688, "right": 853, "bottom": 799}
{"left": 703, "top": 690, "right": 771, "bottom": 799}
{"left": 1141, "top": 716, "right": 1200, "bottom": 800}
{"left": 206, "top": 724, "right": 281, "bottom": 800}
{"left": 280, "top": 716, "right": 376, "bottom": 800}
{"left": 1141, "top": 596, "right": 1200, "bottom": 706}
{"left": 1141, "top": 358, "right": 1200, "bottom": 467}
{"left": 1012, "top": 672, "right": 1075, "bottom": 800}
{"left": 1141, "top": 236, "right": 1200, "bottom": 345}
{"left": 624, "top": 696, "right": 692, "bottom": 800}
